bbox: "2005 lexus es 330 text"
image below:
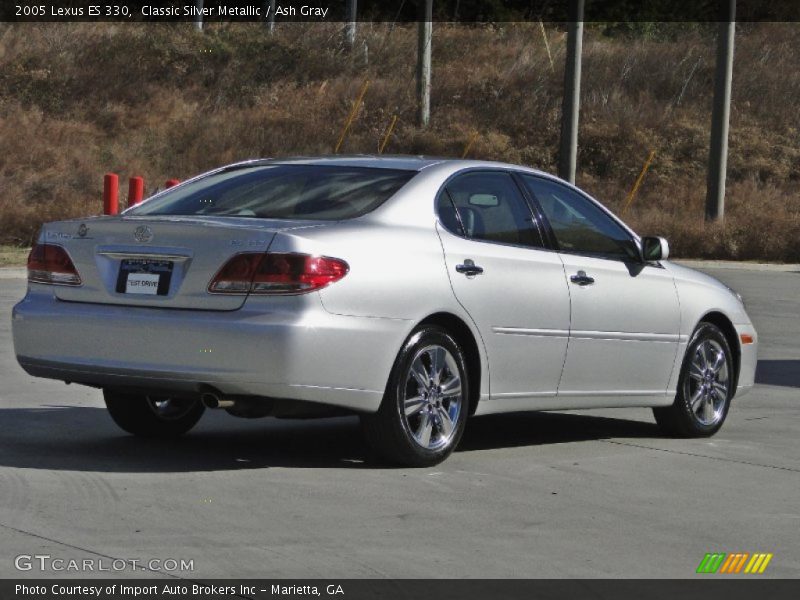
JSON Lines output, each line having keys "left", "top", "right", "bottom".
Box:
{"left": 12, "top": 157, "right": 757, "bottom": 466}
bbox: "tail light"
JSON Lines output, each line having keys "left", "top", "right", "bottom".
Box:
{"left": 208, "top": 252, "right": 349, "bottom": 295}
{"left": 27, "top": 243, "right": 82, "bottom": 286}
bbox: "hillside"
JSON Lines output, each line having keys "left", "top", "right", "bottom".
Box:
{"left": 0, "top": 22, "right": 798, "bottom": 260}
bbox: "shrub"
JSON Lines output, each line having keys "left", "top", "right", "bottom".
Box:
{"left": 0, "top": 22, "right": 797, "bottom": 260}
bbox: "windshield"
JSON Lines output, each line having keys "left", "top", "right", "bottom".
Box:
{"left": 127, "top": 164, "right": 415, "bottom": 220}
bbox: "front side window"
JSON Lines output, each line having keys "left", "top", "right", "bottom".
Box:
{"left": 522, "top": 176, "right": 639, "bottom": 261}
{"left": 437, "top": 171, "right": 543, "bottom": 248}
{"left": 128, "top": 165, "right": 415, "bottom": 220}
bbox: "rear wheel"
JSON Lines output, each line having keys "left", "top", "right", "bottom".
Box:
{"left": 362, "top": 326, "right": 469, "bottom": 467}
{"left": 104, "top": 390, "right": 205, "bottom": 438}
{"left": 653, "top": 322, "right": 735, "bottom": 437}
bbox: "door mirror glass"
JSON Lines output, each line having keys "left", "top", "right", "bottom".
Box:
{"left": 642, "top": 236, "right": 670, "bottom": 261}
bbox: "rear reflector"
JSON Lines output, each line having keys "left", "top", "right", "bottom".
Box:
{"left": 740, "top": 333, "right": 755, "bottom": 345}
{"left": 27, "top": 243, "right": 82, "bottom": 286}
{"left": 208, "top": 252, "right": 349, "bottom": 295}
{"left": 207, "top": 253, "right": 263, "bottom": 294}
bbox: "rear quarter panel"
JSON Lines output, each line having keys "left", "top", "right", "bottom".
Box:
{"left": 273, "top": 222, "right": 450, "bottom": 320}
{"left": 268, "top": 220, "right": 491, "bottom": 401}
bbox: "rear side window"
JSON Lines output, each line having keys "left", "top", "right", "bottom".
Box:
{"left": 128, "top": 165, "right": 415, "bottom": 220}
{"left": 438, "top": 171, "right": 543, "bottom": 248}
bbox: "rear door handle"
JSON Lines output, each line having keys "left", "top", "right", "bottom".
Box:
{"left": 456, "top": 259, "right": 484, "bottom": 276}
{"left": 570, "top": 270, "right": 595, "bottom": 286}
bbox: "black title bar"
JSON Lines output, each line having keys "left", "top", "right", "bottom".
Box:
{"left": 3, "top": 0, "right": 800, "bottom": 23}
{"left": 4, "top": 580, "right": 800, "bottom": 600}
{"left": 0, "top": 576, "right": 800, "bottom": 600}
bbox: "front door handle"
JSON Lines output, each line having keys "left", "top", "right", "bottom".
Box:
{"left": 456, "top": 259, "right": 484, "bottom": 276}
{"left": 570, "top": 270, "right": 595, "bottom": 286}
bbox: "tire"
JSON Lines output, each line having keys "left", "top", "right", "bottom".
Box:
{"left": 362, "top": 326, "right": 470, "bottom": 467}
{"left": 653, "top": 322, "right": 735, "bottom": 437}
{"left": 104, "top": 390, "right": 205, "bottom": 438}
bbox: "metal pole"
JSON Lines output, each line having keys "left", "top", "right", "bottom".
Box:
{"left": 705, "top": 0, "right": 736, "bottom": 222}
{"left": 417, "top": 0, "right": 433, "bottom": 128}
{"left": 266, "top": 0, "right": 275, "bottom": 34}
{"left": 194, "top": 0, "right": 203, "bottom": 32}
{"left": 558, "top": 0, "right": 584, "bottom": 184}
{"left": 345, "top": 0, "right": 357, "bottom": 49}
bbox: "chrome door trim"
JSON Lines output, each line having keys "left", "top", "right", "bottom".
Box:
{"left": 492, "top": 327, "right": 569, "bottom": 338}
{"left": 493, "top": 327, "right": 684, "bottom": 343}
{"left": 570, "top": 330, "right": 682, "bottom": 343}
{"left": 557, "top": 389, "right": 669, "bottom": 397}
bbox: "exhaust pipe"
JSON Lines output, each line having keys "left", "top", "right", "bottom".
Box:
{"left": 201, "top": 390, "right": 234, "bottom": 409}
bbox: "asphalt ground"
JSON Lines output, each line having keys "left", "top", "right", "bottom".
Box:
{"left": 0, "top": 266, "right": 798, "bottom": 579}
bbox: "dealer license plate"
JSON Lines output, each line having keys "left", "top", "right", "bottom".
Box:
{"left": 116, "top": 259, "right": 173, "bottom": 296}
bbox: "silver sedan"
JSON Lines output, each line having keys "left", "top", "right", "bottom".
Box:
{"left": 12, "top": 157, "right": 757, "bottom": 466}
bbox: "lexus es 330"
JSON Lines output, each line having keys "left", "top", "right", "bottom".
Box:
{"left": 12, "top": 157, "right": 757, "bottom": 466}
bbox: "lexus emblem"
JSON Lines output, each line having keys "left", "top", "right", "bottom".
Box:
{"left": 134, "top": 225, "right": 153, "bottom": 243}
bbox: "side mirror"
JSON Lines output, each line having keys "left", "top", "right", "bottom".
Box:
{"left": 641, "top": 236, "right": 670, "bottom": 262}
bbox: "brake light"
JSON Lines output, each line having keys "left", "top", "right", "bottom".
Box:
{"left": 27, "top": 243, "right": 82, "bottom": 286}
{"left": 208, "top": 252, "right": 349, "bottom": 295}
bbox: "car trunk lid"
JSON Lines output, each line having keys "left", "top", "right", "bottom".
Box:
{"left": 44, "top": 215, "right": 319, "bottom": 310}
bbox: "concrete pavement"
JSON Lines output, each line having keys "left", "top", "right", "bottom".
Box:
{"left": 0, "top": 267, "right": 798, "bottom": 579}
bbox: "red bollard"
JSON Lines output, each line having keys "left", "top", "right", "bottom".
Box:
{"left": 103, "top": 173, "right": 119, "bottom": 215}
{"left": 165, "top": 178, "right": 180, "bottom": 188}
{"left": 128, "top": 176, "right": 144, "bottom": 206}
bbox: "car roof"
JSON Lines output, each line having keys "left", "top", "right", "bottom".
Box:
{"left": 221, "top": 155, "right": 553, "bottom": 176}
{"left": 273, "top": 155, "right": 446, "bottom": 171}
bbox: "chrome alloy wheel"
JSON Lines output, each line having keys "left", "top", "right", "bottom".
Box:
{"left": 401, "top": 344, "right": 464, "bottom": 451}
{"left": 685, "top": 339, "right": 730, "bottom": 426}
{"left": 146, "top": 396, "right": 198, "bottom": 421}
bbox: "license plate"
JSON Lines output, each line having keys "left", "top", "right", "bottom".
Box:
{"left": 116, "top": 259, "right": 173, "bottom": 296}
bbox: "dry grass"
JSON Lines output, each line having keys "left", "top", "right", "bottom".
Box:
{"left": 0, "top": 246, "right": 29, "bottom": 267}
{"left": 0, "top": 22, "right": 798, "bottom": 260}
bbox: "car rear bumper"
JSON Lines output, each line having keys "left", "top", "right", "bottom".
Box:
{"left": 12, "top": 288, "right": 409, "bottom": 412}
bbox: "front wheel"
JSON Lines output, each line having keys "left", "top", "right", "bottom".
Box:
{"left": 362, "top": 326, "right": 469, "bottom": 467}
{"left": 653, "top": 322, "right": 735, "bottom": 437}
{"left": 104, "top": 390, "right": 205, "bottom": 438}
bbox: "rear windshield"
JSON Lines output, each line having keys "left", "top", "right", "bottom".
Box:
{"left": 127, "top": 165, "right": 415, "bottom": 220}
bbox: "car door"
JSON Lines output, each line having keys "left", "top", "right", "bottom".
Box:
{"left": 520, "top": 175, "right": 681, "bottom": 403}
{"left": 436, "top": 170, "right": 571, "bottom": 404}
